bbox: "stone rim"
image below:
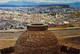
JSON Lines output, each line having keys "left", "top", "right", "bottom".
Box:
{"left": 27, "top": 23, "right": 48, "bottom": 31}
{"left": 27, "top": 23, "right": 48, "bottom": 27}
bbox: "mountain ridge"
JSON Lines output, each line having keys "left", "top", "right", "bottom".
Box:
{"left": 0, "top": 1, "right": 80, "bottom": 8}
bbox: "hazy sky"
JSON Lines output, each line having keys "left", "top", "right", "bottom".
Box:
{"left": 0, "top": 0, "right": 80, "bottom": 3}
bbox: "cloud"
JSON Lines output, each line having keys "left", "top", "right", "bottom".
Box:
{"left": 44, "top": 0, "right": 80, "bottom": 3}
{"left": 0, "top": 0, "right": 80, "bottom": 3}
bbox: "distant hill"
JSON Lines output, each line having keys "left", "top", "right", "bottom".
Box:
{"left": 68, "top": 2, "right": 80, "bottom": 8}
{"left": 37, "top": 4, "right": 71, "bottom": 8}
{"left": 0, "top": 1, "right": 38, "bottom": 5}
{"left": 0, "top": 1, "right": 80, "bottom": 8}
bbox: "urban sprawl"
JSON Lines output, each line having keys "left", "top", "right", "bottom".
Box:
{"left": 0, "top": 5, "right": 80, "bottom": 30}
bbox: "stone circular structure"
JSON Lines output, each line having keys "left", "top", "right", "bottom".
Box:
{"left": 27, "top": 23, "right": 48, "bottom": 31}
{"left": 14, "top": 23, "right": 61, "bottom": 54}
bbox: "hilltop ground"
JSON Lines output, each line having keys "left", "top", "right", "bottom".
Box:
{"left": 0, "top": 27, "right": 80, "bottom": 54}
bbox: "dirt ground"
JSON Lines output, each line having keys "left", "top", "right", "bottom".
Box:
{"left": 0, "top": 28, "right": 80, "bottom": 54}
